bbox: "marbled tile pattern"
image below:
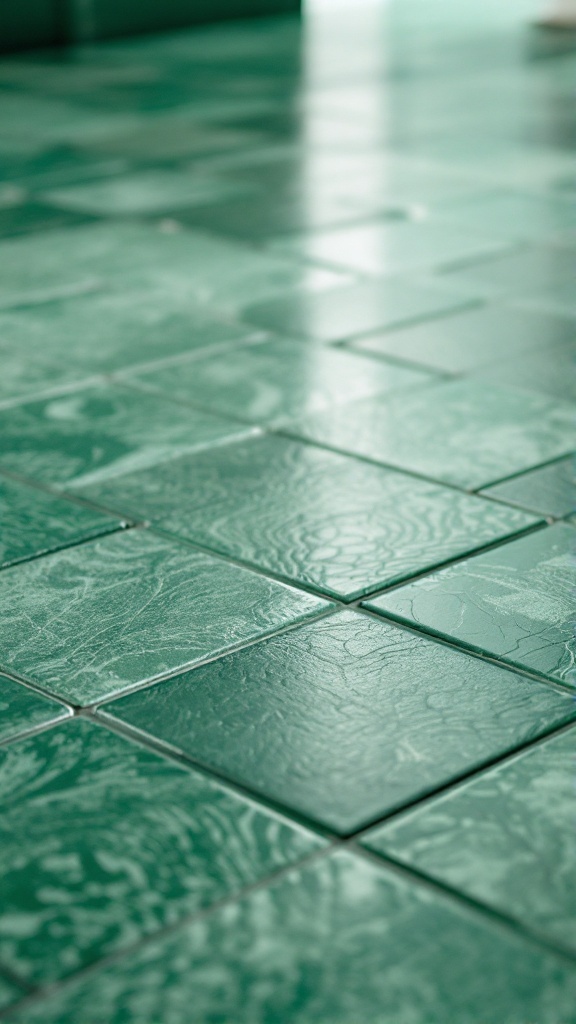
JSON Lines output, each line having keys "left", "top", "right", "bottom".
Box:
{"left": 0, "top": 475, "right": 121, "bottom": 569}
{"left": 364, "top": 726, "right": 576, "bottom": 955}
{"left": 78, "top": 434, "right": 539, "bottom": 600}
{"left": 291, "top": 379, "right": 576, "bottom": 489}
{"left": 102, "top": 611, "right": 576, "bottom": 833}
{"left": 0, "top": 718, "right": 323, "bottom": 984}
{"left": 0, "top": 382, "right": 256, "bottom": 489}
{"left": 7, "top": 850, "right": 576, "bottom": 1024}
{"left": 368, "top": 523, "right": 576, "bottom": 686}
{"left": 1, "top": 0, "right": 576, "bottom": 1015}
{"left": 0, "top": 674, "right": 69, "bottom": 745}
{"left": 0, "top": 529, "right": 328, "bottom": 704}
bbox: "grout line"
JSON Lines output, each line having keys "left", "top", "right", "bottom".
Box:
{"left": 473, "top": 450, "right": 576, "bottom": 492}
{"left": 0, "top": 713, "right": 73, "bottom": 752}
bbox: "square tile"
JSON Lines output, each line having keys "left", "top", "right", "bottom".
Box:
{"left": 368, "top": 523, "right": 576, "bottom": 687}
{"left": 290, "top": 379, "right": 576, "bottom": 489}
{"left": 0, "top": 674, "right": 69, "bottom": 745}
{"left": 101, "top": 610, "right": 576, "bottom": 834}
{"left": 364, "top": 726, "right": 576, "bottom": 955}
{"left": 0, "top": 382, "right": 255, "bottom": 489}
{"left": 7, "top": 848, "right": 576, "bottom": 1024}
{"left": 347, "top": 305, "right": 576, "bottom": 375}
{"left": 0, "top": 529, "right": 327, "bottom": 705}
{"left": 434, "top": 190, "right": 576, "bottom": 242}
{"left": 125, "top": 337, "right": 437, "bottom": 427}
{"left": 0, "top": 718, "right": 322, "bottom": 985}
{"left": 0, "top": 291, "right": 262, "bottom": 377}
{"left": 482, "top": 456, "right": 576, "bottom": 519}
{"left": 241, "top": 279, "right": 474, "bottom": 342}
{"left": 78, "top": 434, "right": 538, "bottom": 601}
{"left": 0, "top": 475, "right": 122, "bottom": 569}
{"left": 270, "top": 219, "right": 508, "bottom": 276}
{"left": 475, "top": 344, "right": 576, "bottom": 403}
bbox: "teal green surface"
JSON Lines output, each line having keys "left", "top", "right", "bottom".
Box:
{"left": 477, "top": 342, "right": 576, "bottom": 402}
{"left": 78, "top": 434, "right": 539, "bottom": 600}
{"left": 365, "top": 726, "right": 576, "bottom": 955}
{"left": 0, "top": 529, "right": 327, "bottom": 705}
{"left": 241, "top": 279, "right": 472, "bottom": 341}
{"left": 434, "top": 189, "right": 576, "bottom": 242}
{"left": 6, "top": 849, "right": 576, "bottom": 1024}
{"left": 0, "top": 474, "right": 121, "bottom": 569}
{"left": 436, "top": 242, "right": 576, "bottom": 301}
{"left": 126, "top": 337, "right": 437, "bottom": 426}
{"left": 0, "top": 674, "right": 69, "bottom": 745}
{"left": 0, "top": 382, "right": 255, "bottom": 489}
{"left": 0, "top": 977, "right": 24, "bottom": 1013}
{"left": 0, "top": 717, "right": 321, "bottom": 985}
{"left": 482, "top": 456, "right": 576, "bottom": 519}
{"left": 0, "top": 202, "right": 96, "bottom": 239}
{"left": 102, "top": 610, "right": 576, "bottom": 834}
{"left": 348, "top": 304, "right": 576, "bottom": 374}
{"left": 368, "top": 523, "right": 576, "bottom": 687}
{"left": 291, "top": 379, "right": 576, "bottom": 490}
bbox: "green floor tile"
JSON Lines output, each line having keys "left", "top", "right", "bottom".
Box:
{"left": 101, "top": 610, "right": 575, "bottom": 833}
{"left": 364, "top": 725, "right": 576, "bottom": 956}
{"left": 0, "top": 674, "right": 69, "bottom": 745}
{"left": 0, "top": 291, "right": 260, "bottom": 376}
{"left": 476, "top": 344, "right": 576, "bottom": 403}
{"left": 0, "top": 382, "right": 255, "bottom": 489}
{"left": 125, "top": 337, "right": 437, "bottom": 426}
{"left": 368, "top": 522, "right": 576, "bottom": 687}
{"left": 241, "top": 279, "right": 473, "bottom": 342}
{"left": 6, "top": 849, "right": 576, "bottom": 1024}
{"left": 41, "top": 169, "right": 252, "bottom": 216}
{"left": 520, "top": 278, "right": 576, "bottom": 319}
{"left": 78, "top": 433, "right": 538, "bottom": 601}
{"left": 0, "top": 221, "right": 347, "bottom": 316}
{"left": 482, "top": 456, "right": 576, "bottom": 519}
{"left": 435, "top": 242, "right": 576, "bottom": 301}
{"left": 0, "top": 529, "right": 327, "bottom": 705}
{"left": 0, "top": 475, "right": 122, "bottom": 569}
{"left": 435, "top": 189, "right": 576, "bottom": 242}
{"left": 0, "top": 717, "right": 321, "bottom": 986}
{"left": 0, "top": 976, "right": 24, "bottom": 1013}
{"left": 291, "top": 379, "right": 576, "bottom": 490}
{"left": 0, "top": 202, "right": 97, "bottom": 239}
{"left": 271, "top": 218, "right": 508, "bottom": 277}
{"left": 348, "top": 305, "right": 576, "bottom": 374}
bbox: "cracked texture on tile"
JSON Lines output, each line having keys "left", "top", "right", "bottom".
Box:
{"left": 0, "top": 718, "right": 322, "bottom": 985}
{"left": 78, "top": 433, "right": 539, "bottom": 600}
{"left": 102, "top": 610, "right": 576, "bottom": 834}
{"left": 0, "top": 529, "right": 328, "bottom": 705}
{"left": 368, "top": 523, "right": 576, "bottom": 686}
{"left": 6, "top": 849, "right": 576, "bottom": 1024}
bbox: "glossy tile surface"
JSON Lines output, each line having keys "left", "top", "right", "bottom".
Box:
{"left": 79, "top": 434, "right": 538, "bottom": 600}
{"left": 126, "top": 337, "right": 436, "bottom": 426}
{"left": 0, "top": 475, "right": 121, "bottom": 569}
{"left": 292, "top": 379, "right": 576, "bottom": 490}
{"left": 482, "top": 456, "right": 576, "bottom": 519}
{"left": 369, "top": 523, "right": 576, "bottom": 686}
{"left": 8, "top": 850, "right": 576, "bottom": 1024}
{"left": 241, "top": 279, "right": 472, "bottom": 342}
{"left": 436, "top": 242, "right": 576, "bottom": 301}
{"left": 477, "top": 344, "right": 576, "bottom": 403}
{"left": 348, "top": 305, "right": 576, "bottom": 374}
{"left": 0, "top": 674, "right": 69, "bottom": 745}
{"left": 366, "top": 726, "right": 576, "bottom": 954}
{"left": 0, "top": 382, "right": 255, "bottom": 489}
{"left": 0, "top": 718, "right": 322, "bottom": 984}
{"left": 0, "top": 529, "right": 327, "bottom": 705}
{"left": 103, "top": 611, "right": 576, "bottom": 833}
{"left": 435, "top": 189, "right": 576, "bottom": 241}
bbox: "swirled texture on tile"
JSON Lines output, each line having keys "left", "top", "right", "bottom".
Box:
{"left": 368, "top": 523, "right": 576, "bottom": 686}
{"left": 0, "top": 675, "right": 69, "bottom": 744}
{"left": 6, "top": 850, "right": 576, "bottom": 1024}
{"left": 0, "top": 382, "right": 255, "bottom": 489}
{"left": 124, "top": 336, "right": 436, "bottom": 428}
{"left": 77, "top": 434, "right": 539, "bottom": 600}
{"left": 0, "top": 475, "right": 121, "bottom": 569}
{"left": 482, "top": 456, "right": 576, "bottom": 519}
{"left": 290, "top": 379, "right": 576, "bottom": 489}
{"left": 102, "top": 611, "right": 576, "bottom": 833}
{"left": 0, "top": 529, "right": 328, "bottom": 705}
{"left": 364, "top": 726, "right": 576, "bottom": 955}
{"left": 0, "top": 718, "right": 323, "bottom": 985}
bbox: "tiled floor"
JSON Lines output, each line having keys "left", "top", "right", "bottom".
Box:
{"left": 0, "top": 1, "right": 575, "bottom": 1020}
